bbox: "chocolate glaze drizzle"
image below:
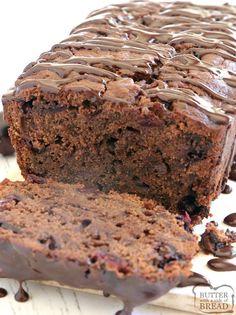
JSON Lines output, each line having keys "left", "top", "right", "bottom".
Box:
{"left": 207, "top": 258, "right": 236, "bottom": 271}
{"left": 224, "top": 213, "right": 236, "bottom": 227}
{"left": 0, "top": 288, "right": 8, "bottom": 298}
{"left": 15, "top": 281, "right": 29, "bottom": 302}
{"left": 3, "top": 1, "right": 236, "bottom": 125}
{"left": 177, "top": 272, "right": 210, "bottom": 287}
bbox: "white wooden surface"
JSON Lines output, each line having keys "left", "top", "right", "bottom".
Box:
{"left": 0, "top": 155, "right": 236, "bottom": 315}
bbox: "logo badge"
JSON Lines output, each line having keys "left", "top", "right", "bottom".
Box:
{"left": 193, "top": 285, "right": 235, "bottom": 313}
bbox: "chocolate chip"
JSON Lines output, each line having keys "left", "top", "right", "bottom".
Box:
{"left": 38, "top": 235, "right": 58, "bottom": 250}
{"left": 162, "top": 101, "right": 173, "bottom": 111}
{"left": 126, "top": 126, "right": 140, "bottom": 133}
{"left": 106, "top": 137, "right": 118, "bottom": 153}
{"left": 118, "top": 265, "right": 129, "bottom": 275}
{"left": 55, "top": 135, "right": 63, "bottom": 145}
{"left": 89, "top": 256, "right": 97, "bottom": 264}
{"left": 177, "top": 195, "right": 203, "bottom": 215}
{"left": 81, "top": 219, "right": 92, "bottom": 228}
{"left": 143, "top": 229, "right": 150, "bottom": 236}
{"left": 38, "top": 238, "right": 47, "bottom": 244}
{"left": 97, "top": 31, "right": 108, "bottom": 37}
{"left": 87, "top": 196, "right": 96, "bottom": 201}
{"left": 154, "top": 243, "right": 182, "bottom": 269}
{"left": 21, "top": 99, "right": 34, "bottom": 114}
{"left": 82, "top": 100, "right": 91, "bottom": 108}
{"left": 143, "top": 210, "right": 153, "bottom": 217}
{"left": 147, "top": 218, "right": 156, "bottom": 224}
{"left": 48, "top": 236, "right": 57, "bottom": 250}
{"left": 116, "top": 222, "right": 124, "bottom": 228}
{"left": 85, "top": 269, "right": 91, "bottom": 278}
{"left": 113, "top": 235, "right": 121, "bottom": 241}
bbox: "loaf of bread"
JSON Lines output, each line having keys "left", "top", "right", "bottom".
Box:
{"left": 3, "top": 2, "right": 236, "bottom": 219}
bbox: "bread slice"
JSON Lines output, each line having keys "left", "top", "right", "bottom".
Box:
{"left": 0, "top": 178, "right": 198, "bottom": 314}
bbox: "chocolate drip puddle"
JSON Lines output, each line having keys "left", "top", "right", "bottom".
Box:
{"left": 224, "top": 213, "right": 236, "bottom": 227}
{"left": 0, "top": 288, "right": 8, "bottom": 298}
{"left": 103, "top": 291, "right": 111, "bottom": 298}
{"left": 177, "top": 272, "right": 210, "bottom": 287}
{"left": 222, "top": 184, "right": 232, "bottom": 194}
{"left": 207, "top": 259, "right": 236, "bottom": 272}
{"left": 15, "top": 282, "right": 29, "bottom": 302}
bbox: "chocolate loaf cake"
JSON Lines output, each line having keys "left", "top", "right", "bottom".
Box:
{"left": 3, "top": 2, "right": 236, "bottom": 218}
{"left": 0, "top": 179, "right": 198, "bottom": 315}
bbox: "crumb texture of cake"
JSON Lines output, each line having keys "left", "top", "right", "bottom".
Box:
{"left": 0, "top": 179, "right": 198, "bottom": 314}
{"left": 3, "top": 2, "right": 236, "bottom": 219}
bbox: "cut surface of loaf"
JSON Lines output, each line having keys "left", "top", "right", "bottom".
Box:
{"left": 0, "top": 179, "right": 198, "bottom": 314}
{"left": 3, "top": 2, "right": 236, "bottom": 219}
